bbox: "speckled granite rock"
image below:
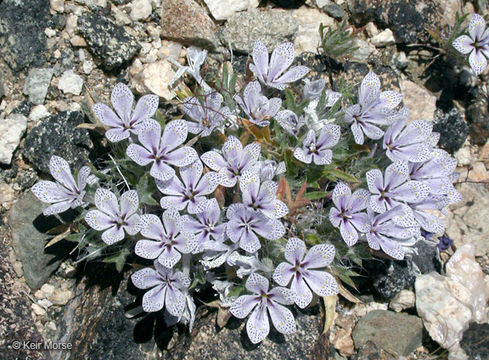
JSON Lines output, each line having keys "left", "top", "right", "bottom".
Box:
{"left": 0, "top": 0, "right": 50, "bottom": 71}
{"left": 8, "top": 191, "right": 62, "bottom": 289}
{"left": 22, "top": 111, "right": 93, "bottom": 174}
{"left": 433, "top": 107, "right": 469, "bottom": 153}
{"left": 460, "top": 323, "right": 489, "bottom": 360}
{"left": 219, "top": 8, "right": 298, "bottom": 54}
{"left": 78, "top": 12, "right": 141, "bottom": 71}
{"left": 0, "top": 237, "right": 48, "bottom": 360}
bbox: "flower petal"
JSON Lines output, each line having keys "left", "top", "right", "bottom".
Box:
{"left": 201, "top": 151, "right": 226, "bottom": 171}
{"left": 246, "top": 273, "right": 269, "bottom": 294}
{"left": 268, "top": 302, "right": 296, "bottom": 335}
{"left": 120, "top": 190, "right": 139, "bottom": 217}
{"left": 101, "top": 225, "right": 125, "bottom": 245}
{"left": 49, "top": 156, "right": 77, "bottom": 192}
{"left": 164, "top": 146, "right": 198, "bottom": 167}
{"left": 94, "top": 188, "right": 119, "bottom": 217}
{"left": 290, "top": 276, "right": 312, "bottom": 309}
{"left": 252, "top": 40, "right": 269, "bottom": 80}
{"left": 268, "top": 42, "right": 294, "bottom": 81}
{"left": 284, "top": 237, "right": 306, "bottom": 264}
{"left": 139, "top": 214, "right": 166, "bottom": 240}
{"left": 142, "top": 284, "right": 166, "bottom": 312}
{"left": 111, "top": 83, "right": 134, "bottom": 121}
{"left": 246, "top": 304, "right": 270, "bottom": 344}
{"left": 127, "top": 144, "right": 153, "bottom": 166}
{"left": 131, "top": 267, "right": 160, "bottom": 289}
{"left": 32, "top": 181, "right": 69, "bottom": 203}
{"left": 150, "top": 161, "right": 175, "bottom": 181}
{"left": 304, "top": 270, "right": 338, "bottom": 296}
{"left": 452, "top": 35, "right": 474, "bottom": 54}
{"left": 165, "top": 286, "right": 186, "bottom": 317}
{"left": 92, "top": 103, "right": 123, "bottom": 127}
{"left": 303, "top": 244, "right": 335, "bottom": 268}
{"left": 469, "top": 48, "right": 488, "bottom": 75}
{"left": 230, "top": 295, "right": 259, "bottom": 319}
{"left": 85, "top": 210, "right": 114, "bottom": 231}
{"left": 161, "top": 120, "right": 188, "bottom": 152}
{"left": 274, "top": 66, "right": 310, "bottom": 84}
{"left": 132, "top": 94, "right": 159, "bottom": 123}
{"left": 135, "top": 239, "right": 163, "bottom": 259}
{"left": 273, "top": 262, "right": 295, "bottom": 286}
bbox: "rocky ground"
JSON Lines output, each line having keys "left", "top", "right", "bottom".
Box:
{"left": 0, "top": 0, "right": 489, "bottom": 359}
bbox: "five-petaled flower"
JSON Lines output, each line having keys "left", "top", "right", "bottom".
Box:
{"left": 92, "top": 83, "right": 159, "bottom": 142}
{"left": 329, "top": 182, "right": 370, "bottom": 246}
{"left": 275, "top": 109, "right": 306, "bottom": 137}
{"left": 135, "top": 209, "right": 197, "bottom": 268}
{"left": 344, "top": 72, "right": 402, "bottom": 145}
{"left": 126, "top": 119, "right": 198, "bottom": 181}
{"left": 293, "top": 125, "right": 340, "bottom": 165}
{"left": 239, "top": 171, "right": 288, "bottom": 219}
{"left": 32, "top": 156, "right": 90, "bottom": 216}
{"left": 366, "top": 161, "right": 430, "bottom": 213}
{"left": 183, "top": 92, "right": 232, "bottom": 137}
{"left": 273, "top": 238, "right": 338, "bottom": 308}
{"left": 383, "top": 119, "right": 434, "bottom": 163}
{"left": 181, "top": 198, "right": 227, "bottom": 253}
{"left": 201, "top": 136, "right": 261, "bottom": 187}
{"left": 131, "top": 261, "right": 190, "bottom": 316}
{"left": 250, "top": 40, "right": 310, "bottom": 90}
{"left": 234, "top": 81, "right": 281, "bottom": 127}
{"left": 85, "top": 188, "right": 141, "bottom": 245}
{"left": 365, "top": 205, "right": 419, "bottom": 260}
{"left": 230, "top": 273, "right": 296, "bottom": 344}
{"left": 226, "top": 204, "right": 285, "bottom": 253}
{"left": 452, "top": 13, "right": 489, "bottom": 75}
{"left": 156, "top": 160, "right": 222, "bottom": 214}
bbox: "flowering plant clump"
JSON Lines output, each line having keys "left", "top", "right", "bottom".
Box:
{"left": 32, "top": 38, "right": 461, "bottom": 344}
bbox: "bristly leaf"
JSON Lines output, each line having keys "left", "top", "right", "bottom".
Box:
{"left": 104, "top": 248, "right": 130, "bottom": 272}
{"left": 136, "top": 173, "right": 159, "bottom": 205}
{"left": 303, "top": 191, "right": 328, "bottom": 200}
{"left": 319, "top": 21, "right": 359, "bottom": 62}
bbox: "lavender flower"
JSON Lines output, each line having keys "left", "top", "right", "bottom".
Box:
{"left": 275, "top": 110, "right": 306, "bottom": 137}
{"left": 409, "top": 196, "right": 448, "bottom": 234}
{"left": 92, "top": 83, "right": 159, "bottom": 142}
{"left": 302, "top": 78, "right": 326, "bottom": 100}
{"left": 452, "top": 14, "right": 489, "bottom": 75}
{"left": 366, "top": 161, "right": 430, "bottom": 213}
{"left": 226, "top": 204, "right": 285, "bottom": 253}
{"left": 437, "top": 235, "right": 453, "bottom": 252}
{"left": 239, "top": 171, "right": 289, "bottom": 219}
{"left": 135, "top": 209, "right": 197, "bottom": 268}
{"left": 169, "top": 46, "right": 209, "bottom": 90}
{"left": 131, "top": 261, "right": 190, "bottom": 316}
{"left": 126, "top": 119, "right": 198, "bottom": 181}
{"left": 234, "top": 81, "right": 281, "bottom": 127}
{"left": 230, "top": 273, "right": 296, "bottom": 344}
{"left": 250, "top": 40, "right": 309, "bottom": 90}
{"left": 383, "top": 119, "right": 434, "bottom": 162}
{"left": 181, "top": 198, "right": 227, "bottom": 253}
{"left": 200, "top": 136, "right": 260, "bottom": 187}
{"left": 293, "top": 125, "right": 340, "bottom": 165}
{"left": 85, "top": 188, "right": 141, "bottom": 245}
{"left": 273, "top": 238, "right": 338, "bottom": 308}
{"left": 344, "top": 72, "right": 402, "bottom": 145}
{"left": 256, "top": 159, "right": 286, "bottom": 182}
{"left": 366, "top": 205, "right": 419, "bottom": 260}
{"left": 183, "top": 92, "right": 232, "bottom": 136}
{"left": 156, "top": 160, "right": 222, "bottom": 214}
{"left": 328, "top": 183, "right": 370, "bottom": 246}
{"left": 408, "top": 149, "right": 459, "bottom": 200}
{"left": 32, "top": 156, "right": 90, "bottom": 216}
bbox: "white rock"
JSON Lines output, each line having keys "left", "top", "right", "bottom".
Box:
{"left": 389, "top": 290, "right": 415, "bottom": 312}
{"left": 370, "top": 29, "right": 395, "bottom": 47}
{"left": 130, "top": 0, "right": 153, "bottom": 21}
{"left": 50, "top": 0, "right": 65, "bottom": 12}
{"left": 40, "top": 283, "right": 55, "bottom": 299}
{"left": 400, "top": 80, "right": 437, "bottom": 121}
{"left": 49, "top": 289, "right": 73, "bottom": 306}
{"left": 82, "top": 60, "right": 94, "bottom": 75}
{"left": 138, "top": 60, "right": 176, "bottom": 100}
{"left": 0, "top": 114, "right": 27, "bottom": 165}
{"left": 351, "top": 38, "right": 374, "bottom": 61}
{"left": 316, "top": 0, "right": 331, "bottom": 7}
{"left": 32, "top": 303, "right": 47, "bottom": 316}
{"left": 415, "top": 244, "right": 489, "bottom": 352}
{"left": 454, "top": 147, "right": 472, "bottom": 166}
{"left": 445, "top": 244, "right": 489, "bottom": 323}
{"left": 58, "top": 70, "right": 84, "bottom": 95}
{"left": 29, "top": 105, "right": 50, "bottom": 122}
{"left": 44, "top": 28, "right": 57, "bottom": 38}
{"left": 365, "top": 22, "right": 379, "bottom": 37}
{"left": 203, "top": 0, "right": 259, "bottom": 21}
{"left": 292, "top": 7, "right": 335, "bottom": 55}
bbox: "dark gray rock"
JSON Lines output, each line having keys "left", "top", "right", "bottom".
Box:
{"left": 348, "top": 0, "right": 451, "bottom": 45}
{"left": 78, "top": 13, "right": 141, "bottom": 71}
{"left": 460, "top": 323, "right": 489, "bottom": 360}
{"left": 351, "top": 341, "right": 395, "bottom": 360}
{"left": 0, "top": 0, "right": 50, "bottom": 72}
{"left": 0, "top": 231, "right": 48, "bottom": 359}
{"left": 22, "top": 111, "right": 93, "bottom": 174}
{"left": 352, "top": 310, "right": 423, "bottom": 357}
{"left": 54, "top": 271, "right": 154, "bottom": 360}
{"left": 12, "top": 101, "right": 33, "bottom": 117}
{"left": 269, "top": 0, "right": 306, "bottom": 8}
{"left": 466, "top": 100, "right": 489, "bottom": 146}
{"left": 22, "top": 68, "right": 54, "bottom": 105}
{"left": 8, "top": 191, "right": 62, "bottom": 289}
{"left": 112, "top": 0, "right": 132, "bottom": 4}
{"left": 365, "top": 259, "right": 416, "bottom": 300}
{"left": 433, "top": 107, "right": 469, "bottom": 153}
{"left": 324, "top": 4, "right": 346, "bottom": 19}
{"left": 0, "top": 81, "right": 5, "bottom": 99}
{"left": 219, "top": 8, "right": 298, "bottom": 54}
{"left": 162, "top": 306, "right": 325, "bottom": 360}
{"left": 410, "top": 240, "right": 441, "bottom": 274}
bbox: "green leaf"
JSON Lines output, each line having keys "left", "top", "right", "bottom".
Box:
{"left": 136, "top": 173, "right": 159, "bottom": 205}
{"left": 304, "top": 191, "right": 328, "bottom": 200}
{"left": 104, "top": 248, "right": 130, "bottom": 272}
{"left": 323, "top": 168, "right": 358, "bottom": 183}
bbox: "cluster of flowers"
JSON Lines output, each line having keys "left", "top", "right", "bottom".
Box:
{"left": 453, "top": 13, "right": 489, "bottom": 75}
{"left": 31, "top": 39, "right": 460, "bottom": 344}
